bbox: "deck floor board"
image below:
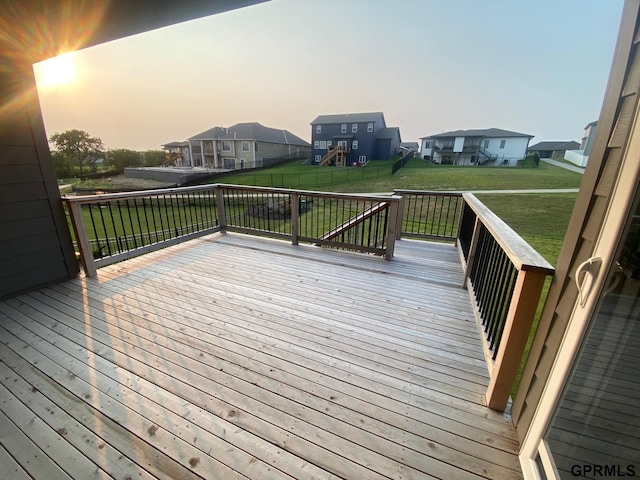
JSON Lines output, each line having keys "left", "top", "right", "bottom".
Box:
{"left": 0, "top": 233, "right": 522, "bottom": 479}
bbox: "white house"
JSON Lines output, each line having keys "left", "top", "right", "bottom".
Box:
{"left": 419, "top": 128, "right": 533, "bottom": 166}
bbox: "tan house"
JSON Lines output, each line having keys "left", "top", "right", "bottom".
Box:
{"left": 186, "top": 122, "right": 310, "bottom": 169}
{"left": 1, "top": 1, "right": 639, "bottom": 479}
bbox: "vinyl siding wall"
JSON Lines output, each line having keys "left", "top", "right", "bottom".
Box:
{"left": 0, "top": 60, "right": 78, "bottom": 299}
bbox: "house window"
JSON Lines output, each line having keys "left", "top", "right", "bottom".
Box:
{"left": 314, "top": 140, "right": 320, "bottom": 149}
{"left": 359, "top": 155, "right": 367, "bottom": 163}
{"left": 319, "top": 140, "right": 327, "bottom": 149}
{"left": 337, "top": 140, "right": 348, "bottom": 148}
{"left": 315, "top": 154, "right": 321, "bottom": 163}
{"left": 242, "top": 141, "right": 250, "bottom": 152}
{"left": 341, "top": 124, "right": 347, "bottom": 133}
{"left": 500, "top": 140, "right": 506, "bottom": 149}
{"left": 327, "top": 141, "right": 332, "bottom": 148}
{"left": 316, "top": 125, "right": 321, "bottom": 134}
{"left": 352, "top": 124, "right": 358, "bottom": 133}
{"left": 223, "top": 158, "right": 235, "bottom": 169}
{"left": 483, "top": 140, "right": 489, "bottom": 149}
{"left": 367, "top": 123, "right": 373, "bottom": 132}
{"left": 221, "top": 141, "right": 232, "bottom": 152}
{"left": 352, "top": 140, "right": 359, "bottom": 149}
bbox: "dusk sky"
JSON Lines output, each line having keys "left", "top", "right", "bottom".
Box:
{"left": 34, "top": 0, "right": 625, "bottom": 152}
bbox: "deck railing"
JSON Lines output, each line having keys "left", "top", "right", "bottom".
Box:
{"left": 393, "top": 190, "right": 463, "bottom": 241}
{"left": 392, "top": 190, "right": 554, "bottom": 411}
{"left": 65, "top": 185, "right": 551, "bottom": 412}
{"left": 457, "top": 193, "right": 554, "bottom": 410}
{"left": 64, "top": 184, "right": 401, "bottom": 276}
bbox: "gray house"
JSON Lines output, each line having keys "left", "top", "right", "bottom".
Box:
{"left": 527, "top": 141, "right": 581, "bottom": 159}
{"left": 187, "top": 122, "right": 310, "bottom": 169}
{"left": 310, "top": 112, "right": 401, "bottom": 166}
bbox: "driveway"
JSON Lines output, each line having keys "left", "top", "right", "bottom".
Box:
{"left": 540, "top": 158, "right": 585, "bottom": 174}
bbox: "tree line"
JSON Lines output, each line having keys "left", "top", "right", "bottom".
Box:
{"left": 50, "top": 128, "right": 166, "bottom": 178}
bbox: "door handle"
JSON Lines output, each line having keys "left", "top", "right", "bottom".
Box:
{"left": 575, "top": 257, "right": 602, "bottom": 308}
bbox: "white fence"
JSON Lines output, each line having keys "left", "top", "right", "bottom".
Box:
{"left": 564, "top": 149, "right": 589, "bottom": 167}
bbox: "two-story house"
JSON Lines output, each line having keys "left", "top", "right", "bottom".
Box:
{"left": 309, "top": 112, "right": 401, "bottom": 166}
{"left": 420, "top": 128, "right": 533, "bottom": 166}
{"left": 185, "top": 122, "right": 310, "bottom": 169}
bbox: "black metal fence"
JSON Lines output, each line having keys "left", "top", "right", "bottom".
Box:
{"left": 391, "top": 151, "right": 415, "bottom": 175}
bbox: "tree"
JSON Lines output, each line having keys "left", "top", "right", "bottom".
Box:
{"left": 104, "top": 148, "right": 143, "bottom": 173}
{"left": 51, "top": 150, "right": 72, "bottom": 178}
{"left": 142, "top": 149, "right": 166, "bottom": 167}
{"left": 49, "top": 129, "right": 104, "bottom": 174}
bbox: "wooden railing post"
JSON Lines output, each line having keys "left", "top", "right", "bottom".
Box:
{"left": 290, "top": 191, "right": 299, "bottom": 245}
{"left": 214, "top": 185, "right": 227, "bottom": 233}
{"left": 66, "top": 201, "right": 97, "bottom": 277}
{"left": 384, "top": 198, "right": 400, "bottom": 260}
{"left": 395, "top": 194, "right": 405, "bottom": 240}
{"left": 485, "top": 269, "right": 548, "bottom": 411}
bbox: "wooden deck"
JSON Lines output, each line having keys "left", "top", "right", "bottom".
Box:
{"left": 0, "top": 233, "right": 522, "bottom": 479}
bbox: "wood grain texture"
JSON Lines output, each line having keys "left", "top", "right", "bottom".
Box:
{"left": 0, "top": 233, "right": 522, "bottom": 479}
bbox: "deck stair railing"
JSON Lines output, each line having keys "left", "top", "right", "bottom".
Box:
{"left": 316, "top": 201, "right": 390, "bottom": 250}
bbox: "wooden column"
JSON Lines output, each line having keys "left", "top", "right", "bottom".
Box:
{"left": 67, "top": 202, "right": 97, "bottom": 277}
{"left": 214, "top": 186, "right": 226, "bottom": 233}
{"left": 486, "top": 269, "right": 548, "bottom": 410}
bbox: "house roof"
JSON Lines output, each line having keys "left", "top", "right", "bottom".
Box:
{"left": 310, "top": 112, "right": 386, "bottom": 126}
{"left": 421, "top": 128, "right": 533, "bottom": 139}
{"left": 376, "top": 127, "right": 401, "bottom": 141}
{"left": 188, "top": 122, "right": 310, "bottom": 146}
{"left": 528, "top": 141, "right": 580, "bottom": 151}
{"left": 162, "top": 141, "right": 189, "bottom": 148}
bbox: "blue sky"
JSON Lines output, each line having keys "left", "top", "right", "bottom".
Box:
{"left": 34, "top": 0, "right": 625, "bottom": 151}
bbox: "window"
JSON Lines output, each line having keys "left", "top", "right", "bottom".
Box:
{"left": 341, "top": 124, "right": 347, "bottom": 133}
{"left": 223, "top": 158, "right": 235, "bottom": 169}
{"left": 352, "top": 124, "right": 358, "bottom": 133}
{"left": 315, "top": 154, "right": 321, "bottom": 163}
{"left": 316, "top": 125, "right": 321, "bottom": 134}
{"left": 241, "top": 141, "right": 250, "bottom": 152}
{"left": 327, "top": 141, "right": 332, "bottom": 148}
{"left": 319, "top": 140, "right": 327, "bottom": 149}
{"left": 221, "top": 141, "right": 232, "bottom": 152}
{"left": 352, "top": 140, "right": 359, "bottom": 149}
{"left": 500, "top": 139, "right": 506, "bottom": 149}
{"left": 359, "top": 155, "right": 367, "bottom": 163}
{"left": 367, "top": 123, "right": 373, "bottom": 132}
{"left": 483, "top": 140, "right": 489, "bottom": 149}
{"left": 337, "top": 140, "right": 347, "bottom": 148}
{"left": 314, "top": 140, "right": 320, "bottom": 149}
{"left": 254, "top": 141, "right": 259, "bottom": 152}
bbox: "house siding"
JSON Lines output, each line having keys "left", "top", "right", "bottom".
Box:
{"left": 0, "top": 60, "right": 79, "bottom": 299}
{"left": 512, "top": 0, "right": 640, "bottom": 441}
{"left": 311, "top": 115, "right": 386, "bottom": 165}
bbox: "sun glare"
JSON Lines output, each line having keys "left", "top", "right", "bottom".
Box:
{"left": 35, "top": 53, "right": 76, "bottom": 88}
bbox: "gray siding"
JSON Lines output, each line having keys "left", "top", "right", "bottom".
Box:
{"left": 512, "top": 0, "right": 640, "bottom": 440}
{"left": 0, "top": 60, "right": 78, "bottom": 299}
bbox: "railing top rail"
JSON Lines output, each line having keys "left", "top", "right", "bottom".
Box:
{"left": 393, "top": 189, "right": 464, "bottom": 197}
{"left": 462, "top": 192, "right": 554, "bottom": 275}
{"left": 63, "top": 184, "right": 220, "bottom": 204}
{"left": 64, "top": 183, "right": 402, "bottom": 205}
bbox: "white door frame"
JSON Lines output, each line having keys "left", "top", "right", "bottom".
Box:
{"left": 519, "top": 103, "right": 640, "bottom": 478}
